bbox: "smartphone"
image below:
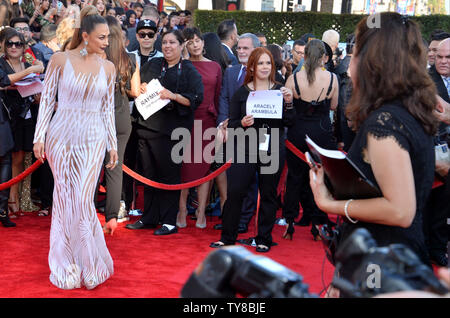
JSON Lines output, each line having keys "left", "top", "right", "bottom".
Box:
{"left": 306, "top": 152, "right": 318, "bottom": 181}
{"left": 305, "top": 152, "right": 318, "bottom": 170}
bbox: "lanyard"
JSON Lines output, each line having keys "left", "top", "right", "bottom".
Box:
{"left": 160, "top": 59, "right": 183, "bottom": 92}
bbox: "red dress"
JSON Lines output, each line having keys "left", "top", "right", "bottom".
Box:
{"left": 181, "top": 60, "right": 222, "bottom": 182}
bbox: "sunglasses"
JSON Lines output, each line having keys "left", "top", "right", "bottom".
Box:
{"left": 138, "top": 32, "right": 155, "bottom": 39}
{"left": 15, "top": 27, "right": 30, "bottom": 32}
{"left": 5, "top": 41, "right": 24, "bottom": 49}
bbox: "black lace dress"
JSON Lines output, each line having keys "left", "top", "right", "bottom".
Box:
{"left": 339, "top": 100, "right": 435, "bottom": 267}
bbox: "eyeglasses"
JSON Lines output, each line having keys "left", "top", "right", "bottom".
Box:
{"left": 5, "top": 41, "right": 24, "bottom": 49}
{"left": 15, "top": 27, "right": 30, "bottom": 33}
{"left": 293, "top": 49, "right": 304, "bottom": 56}
{"left": 138, "top": 32, "right": 155, "bottom": 39}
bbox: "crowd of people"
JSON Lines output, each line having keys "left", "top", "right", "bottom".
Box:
{"left": 0, "top": 1, "right": 448, "bottom": 292}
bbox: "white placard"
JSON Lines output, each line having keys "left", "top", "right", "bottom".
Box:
{"left": 135, "top": 79, "right": 170, "bottom": 120}
{"left": 246, "top": 90, "right": 283, "bottom": 119}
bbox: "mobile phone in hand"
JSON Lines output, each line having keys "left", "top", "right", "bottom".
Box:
{"left": 305, "top": 152, "right": 318, "bottom": 170}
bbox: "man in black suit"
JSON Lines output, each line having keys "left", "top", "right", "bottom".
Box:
{"left": 217, "top": 19, "right": 239, "bottom": 66}
{"left": 425, "top": 38, "right": 450, "bottom": 266}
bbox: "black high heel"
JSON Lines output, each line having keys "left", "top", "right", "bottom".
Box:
{"left": 311, "top": 224, "right": 322, "bottom": 241}
{"left": 282, "top": 221, "right": 295, "bottom": 240}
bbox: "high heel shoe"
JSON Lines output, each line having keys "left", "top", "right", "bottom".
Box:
{"left": 195, "top": 215, "right": 206, "bottom": 229}
{"left": 282, "top": 222, "right": 295, "bottom": 240}
{"left": 311, "top": 224, "right": 322, "bottom": 241}
{"left": 8, "top": 201, "right": 21, "bottom": 218}
{"left": 176, "top": 211, "right": 187, "bottom": 228}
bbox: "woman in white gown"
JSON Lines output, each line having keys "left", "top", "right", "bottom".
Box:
{"left": 33, "top": 6, "right": 118, "bottom": 290}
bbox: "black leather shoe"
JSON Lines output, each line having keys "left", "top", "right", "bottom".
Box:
{"left": 213, "top": 223, "right": 223, "bottom": 230}
{"left": 154, "top": 225, "right": 178, "bottom": 235}
{"left": 430, "top": 251, "right": 448, "bottom": 267}
{"left": 238, "top": 223, "right": 248, "bottom": 234}
{"left": 125, "top": 220, "right": 155, "bottom": 230}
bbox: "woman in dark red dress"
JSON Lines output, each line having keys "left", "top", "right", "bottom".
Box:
{"left": 177, "top": 27, "right": 222, "bottom": 229}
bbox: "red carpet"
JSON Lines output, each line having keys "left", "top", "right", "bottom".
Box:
{"left": 0, "top": 209, "right": 335, "bottom": 298}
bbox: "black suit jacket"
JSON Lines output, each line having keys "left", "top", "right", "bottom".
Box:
{"left": 429, "top": 65, "right": 449, "bottom": 103}
{"left": 429, "top": 65, "right": 450, "bottom": 142}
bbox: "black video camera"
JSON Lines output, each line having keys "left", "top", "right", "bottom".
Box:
{"left": 331, "top": 228, "right": 449, "bottom": 298}
{"left": 181, "top": 246, "right": 316, "bottom": 298}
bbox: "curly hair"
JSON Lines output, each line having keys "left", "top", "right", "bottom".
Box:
{"left": 56, "top": 17, "right": 75, "bottom": 48}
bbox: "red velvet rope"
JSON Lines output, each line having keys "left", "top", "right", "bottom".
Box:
{"left": 0, "top": 142, "right": 443, "bottom": 191}
{"left": 121, "top": 160, "right": 231, "bottom": 190}
{"left": 0, "top": 160, "right": 43, "bottom": 191}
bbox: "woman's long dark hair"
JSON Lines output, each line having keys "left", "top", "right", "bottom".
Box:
{"left": 105, "top": 15, "right": 130, "bottom": 95}
{"left": 303, "top": 39, "right": 326, "bottom": 85}
{"left": 346, "top": 12, "right": 438, "bottom": 135}
{"left": 203, "top": 32, "right": 230, "bottom": 74}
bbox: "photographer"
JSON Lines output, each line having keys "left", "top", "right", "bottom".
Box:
{"left": 309, "top": 12, "right": 438, "bottom": 274}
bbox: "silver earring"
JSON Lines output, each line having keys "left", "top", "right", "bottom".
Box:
{"left": 80, "top": 41, "right": 88, "bottom": 57}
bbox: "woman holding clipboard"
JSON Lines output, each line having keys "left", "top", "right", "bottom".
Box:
{"left": 125, "top": 29, "right": 203, "bottom": 236}
{"left": 309, "top": 13, "right": 439, "bottom": 278}
{"left": 210, "top": 47, "right": 295, "bottom": 252}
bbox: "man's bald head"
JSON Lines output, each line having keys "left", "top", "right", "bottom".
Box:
{"left": 435, "top": 38, "right": 450, "bottom": 77}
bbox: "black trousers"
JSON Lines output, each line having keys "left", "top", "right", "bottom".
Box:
{"left": 423, "top": 174, "right": 450, "bottom": 255}
{"left": 221, "top": 149, "right": 285, "bottom": 247}
{"left": 0, "top": 152, "right": 11, "bottom": 213}
{"left": 282, "top": 149, "right": 328, "bottom": 224}
{"left": 137, "top": 129, "right": 182, "bottom": 226}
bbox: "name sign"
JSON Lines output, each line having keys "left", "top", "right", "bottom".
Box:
{"left": 135, "top": 79, "right": 170, "bottom": 120}
{"left": 246, "top": 90, "right": 283, "bottom": 119}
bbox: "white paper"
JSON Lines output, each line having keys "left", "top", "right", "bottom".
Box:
{"left": 246, "top": 90, "right": 283, "bottom": 119}
{"left": 15, "top": 73, "right": 42, "bottom": 86}
{"left": 135, "top": 79, "right": 170, "bottom": 120}
{"left": 305, "top": 135, "right": 346, "bottom": 159}
{"left": 16, "top": 80, "right": 43, "bottom": 97}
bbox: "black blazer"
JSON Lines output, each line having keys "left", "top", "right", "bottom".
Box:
{"left": 137, "top": 57, "right": 204, "bottom": 136}
{"left": 429, "top": 65, "right": 449, "bottom": 103}
{"left": 429, "top": 65, "right": 450, "bottom": 142}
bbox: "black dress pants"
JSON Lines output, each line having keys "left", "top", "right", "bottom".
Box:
{"left": 0, "top": 152, "right": 11, "bottom": 213}
{"left": 282, "top": 149, "right": 328, "bottom": 225}
{"left": 221, "top": 149, "right": 284, "bottom": 247}
{"left": 137, "top": 129, "right": 182, "bottom": 226}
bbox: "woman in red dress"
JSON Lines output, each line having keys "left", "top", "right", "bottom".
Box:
{"left": 177, "top": 27, "right": 222, "bottom": 229}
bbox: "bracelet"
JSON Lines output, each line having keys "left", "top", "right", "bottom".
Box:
{"left": 344, "top": 199, "right": 358, "bottom": 223}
